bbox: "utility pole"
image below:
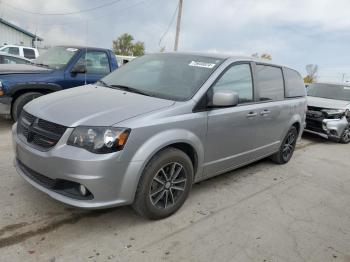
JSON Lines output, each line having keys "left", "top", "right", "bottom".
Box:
{"left": 342, "top": 73, "right": 346, "bottom": 83}
{"left": 174, "top": 0, "right": 183, "bottom": 51}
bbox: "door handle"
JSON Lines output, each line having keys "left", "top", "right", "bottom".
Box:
{"left": 260, "top": 110, "right": 271, "bottom": 116}
{"left": 246, "top": 112, "right": 258, "bottom": 118}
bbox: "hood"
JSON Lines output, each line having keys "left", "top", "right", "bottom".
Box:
{"left": 24, "top": 85, "right": 175, "bottom": 127}
{"left": 0, "top": 64, "right": 53, "bottom": 75}
{"left": 307, "top": 96, "right": 350, "bottom": 110}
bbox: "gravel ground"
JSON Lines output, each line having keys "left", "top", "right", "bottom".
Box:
{"left": 0, "top": 118, "right": 349, "bottom": 262}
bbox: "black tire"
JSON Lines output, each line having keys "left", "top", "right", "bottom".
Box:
{"left": 271, "top": 126, "right": 298, "bottom": 164}
{"left": 11, "top": 92, "right": 43, "bottom": 121}
{"left": 132, "top": 147, "right": 194, "bottom": 219}
{"left": 339, "top": 125, "right": 350, "bottom": 144}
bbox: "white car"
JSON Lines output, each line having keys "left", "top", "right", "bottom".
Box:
{"left": 0, "top": 45, "right": 39, "bottom": 59}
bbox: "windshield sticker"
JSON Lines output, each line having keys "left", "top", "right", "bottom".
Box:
{"left": 189, "top": 61, "right": 216, "bottom": 69}
{"left": 66, "top": 48, "right": 78, "bottom": 52}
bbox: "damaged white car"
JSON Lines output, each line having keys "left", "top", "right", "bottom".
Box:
{"left": 305, "top": 83, "right": 350, "bottom": 143}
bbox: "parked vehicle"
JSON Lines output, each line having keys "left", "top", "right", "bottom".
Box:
{"left": 305, "top": 82, "right": 350, "bottom": 143}
{"left": 12, "top": 53, "right": 306, "bottom": 219}
{"left": 0, "top": 52, "right": 32, "bottom": 64}
{"left": 0, "top": 45, "right": 39, "bottom": 59}
{"left": 0, "top": 46, "right": 118, "bottom": 120}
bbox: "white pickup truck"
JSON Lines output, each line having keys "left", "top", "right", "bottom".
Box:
{"left": 0, "top": 45, "right": 39, "bottom": 59}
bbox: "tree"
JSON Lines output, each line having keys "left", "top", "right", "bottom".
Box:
{"left": 251, "top": 53, "right": 272, "bottom": 60}
{"left": 132, "top": 41, "right": 145, "bottom": 56}
{"left": 260, "top": 53, "right": 272, "bottom": 60}
{"left": 304, "top": 64, "right": 318, "bottom": 83}
{"left": 112, "top": 33, "right": 145, "bottom": 56}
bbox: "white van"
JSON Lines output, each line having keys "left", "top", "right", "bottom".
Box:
{"left": 0, "top": 45, "right": 39, "bottom": 59}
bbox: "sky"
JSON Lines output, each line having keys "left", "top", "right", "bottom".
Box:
{"left": 1, "top": 0, "right": 350, "bottom": 82}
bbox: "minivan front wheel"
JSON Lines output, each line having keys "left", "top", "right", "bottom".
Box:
{"left": 271, "top": 126, "right": 298, "bottom": 164}
{"left": 132, "top": 148, "right": 193, "bottom": 219}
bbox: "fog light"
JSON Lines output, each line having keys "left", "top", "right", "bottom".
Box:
{"left": 79, "top": 185, "right": 87, "bottom": 196}
{"left": 322, "top": 122, "right": 327, "bottom": 131}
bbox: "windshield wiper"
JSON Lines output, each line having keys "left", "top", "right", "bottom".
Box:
{"left": 34, "top": 63, "right": 49, "bottom": 68}
{"left": 110, "top": 85, "right": 151, "bottom": 97}
{"left": 96, "top": 80, "right": 112, "bottom": 88}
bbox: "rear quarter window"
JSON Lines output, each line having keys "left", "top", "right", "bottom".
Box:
{"left": 284, "top": 68, "right": 306, "bottom": 98}
{"left": 256, "top": 65, "right": 284, "bottom": 101}
{"left": 23, "top": 48, "right": 36, "bottom": 59}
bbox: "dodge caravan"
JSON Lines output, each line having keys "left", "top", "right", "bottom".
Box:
{"left": 12, "top": 53, "right": 306, "bottom": 219}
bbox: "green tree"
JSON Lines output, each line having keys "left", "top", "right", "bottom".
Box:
{"left": 112, "top": 33, "right": 145, "bottom": 56}
{"left": 132, "top": 41, "right": 145, "bottom": 56}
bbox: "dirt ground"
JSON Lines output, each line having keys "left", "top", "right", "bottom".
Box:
{"left": 0, "top": 118, "right": 349, "bottom": 262}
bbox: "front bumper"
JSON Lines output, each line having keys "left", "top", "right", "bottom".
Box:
{"left": 12, "top": 123, "right": 144, "bottom": 209}
{"left": 0, "top": 96, "right": 12, "bottom": 115}
{"left": 305, "top": 115, "right": 349, "bottom": 140}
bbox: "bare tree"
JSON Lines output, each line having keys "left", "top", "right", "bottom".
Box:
{"left": 304, "top": 64, "right": 318, "bottom": 83}
{"left": 251, "top": 53, "right": 272, "bottom": 60}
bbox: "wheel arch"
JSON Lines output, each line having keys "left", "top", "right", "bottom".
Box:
{"left": 10, "top": 83, "right": 63, "bottom": 102}
{"left": 124, "top": 129, "right": 205, "bottom": 203}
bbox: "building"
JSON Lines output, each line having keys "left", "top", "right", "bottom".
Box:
{"left": 0, "top": 18, "right": 43, "bottom": 48}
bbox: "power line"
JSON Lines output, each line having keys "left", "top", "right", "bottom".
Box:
{"left": 174, "top": 0, "right": 183, "bottom": 51}
{"left": 158, "top": 2, "right": 179, "bottom": 48}
{"left": 2, "top": 0, "right": 124, "bottom": 16}
{"left": 33, "top": 0, "right": 151, "bottom": 27}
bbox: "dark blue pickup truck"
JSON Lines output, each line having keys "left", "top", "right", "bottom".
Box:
{"left": 0, "top": 46, "right": 118, "bottom": 120}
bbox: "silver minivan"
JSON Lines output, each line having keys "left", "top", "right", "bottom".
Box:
{"left": 12, "top": 53, "right": 306, "bottom": 219}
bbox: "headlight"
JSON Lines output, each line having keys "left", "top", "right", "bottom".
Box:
{"left": 67, "top": 126, "right": 131, "bottom": 154}
{"left": 321, "top": 109, "right": 345, "bottom": 117}
{"left": 0, "top": 81, "right": 3, "bottom": 96}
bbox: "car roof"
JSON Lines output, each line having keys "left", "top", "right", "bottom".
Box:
{"left": 56, "top": 45, "right": 112, "bottom": 52}
{"left": 155, "top": 51, "right": 296, "bottom": 71}
{"left": 0, "top": 45, "right": 37, "bottom": 50}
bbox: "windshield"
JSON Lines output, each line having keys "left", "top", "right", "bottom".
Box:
{"left": 307, "top": 83, "right": 350, "bottom": 101}
{"left": 101, "top": 53, "right": 224, "bottom": 101}
{"left": 33, "top": 46, "right": 79, "bottom": 69}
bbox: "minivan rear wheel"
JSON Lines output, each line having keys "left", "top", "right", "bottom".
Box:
{"left": 270, "top": 126, "right": 298, "bottom": 164}
{"left": 132, "top": 148, "right": 193, "bottom": 219}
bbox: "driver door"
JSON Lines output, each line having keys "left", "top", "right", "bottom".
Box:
{"left": 64, "top": 50, "right": 111, "bottom": 88}
{"left": 203, "top": 62, "right": 259, "bottom": 178}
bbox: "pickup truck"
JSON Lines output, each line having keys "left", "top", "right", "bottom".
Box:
{"left": 0, "top": 46, "right": 118, "bottom": 120}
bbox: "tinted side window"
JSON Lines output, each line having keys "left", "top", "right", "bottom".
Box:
{"left": 256, "top": 65, "right": 284, "bottom": 101}
{"left": 75, "top": 51, "right": 110, "bottom": 75}
{"left": 213, "top": 64, "right": 253, "bottom": 104}
{"left": 8, "top": 47, "right": 20, "bottom": 55}
{"left": 23, "top": 48, "right": 36, "bottom": 59}
{"left": 4, "top": 56, "right": 28, "bottom": 64}
{"left": 284, "top": 68, "right": 306, "bottom": 98}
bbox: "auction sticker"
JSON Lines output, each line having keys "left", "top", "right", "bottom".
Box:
{"left": 189, "top": 61, "right": 216, "bottom": 69}
{"left": 66, "top": 48, "right": 78, "bottom": 52}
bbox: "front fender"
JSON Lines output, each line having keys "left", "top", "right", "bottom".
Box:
{"left": 130, "top": 128, "right": 204, "bottom": 176}
{"left": 120, "top": 128, "right": 205, "bottom": 202}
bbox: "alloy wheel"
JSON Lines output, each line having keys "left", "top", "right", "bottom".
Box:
{"left": 149, "top": 162, "right": 187, "bottom": 209}
{"left": 282, "top": 130, "right": 296, "bottom": 161}
{"left": 341, "top": 127, "right": 350, "bottom": 143}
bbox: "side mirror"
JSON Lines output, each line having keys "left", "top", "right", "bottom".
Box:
{"left": 212, "top": 90, "right": 239, "bottom": 107}
{"left": 71, "top": 64, "right": 86, "bottom": 75}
